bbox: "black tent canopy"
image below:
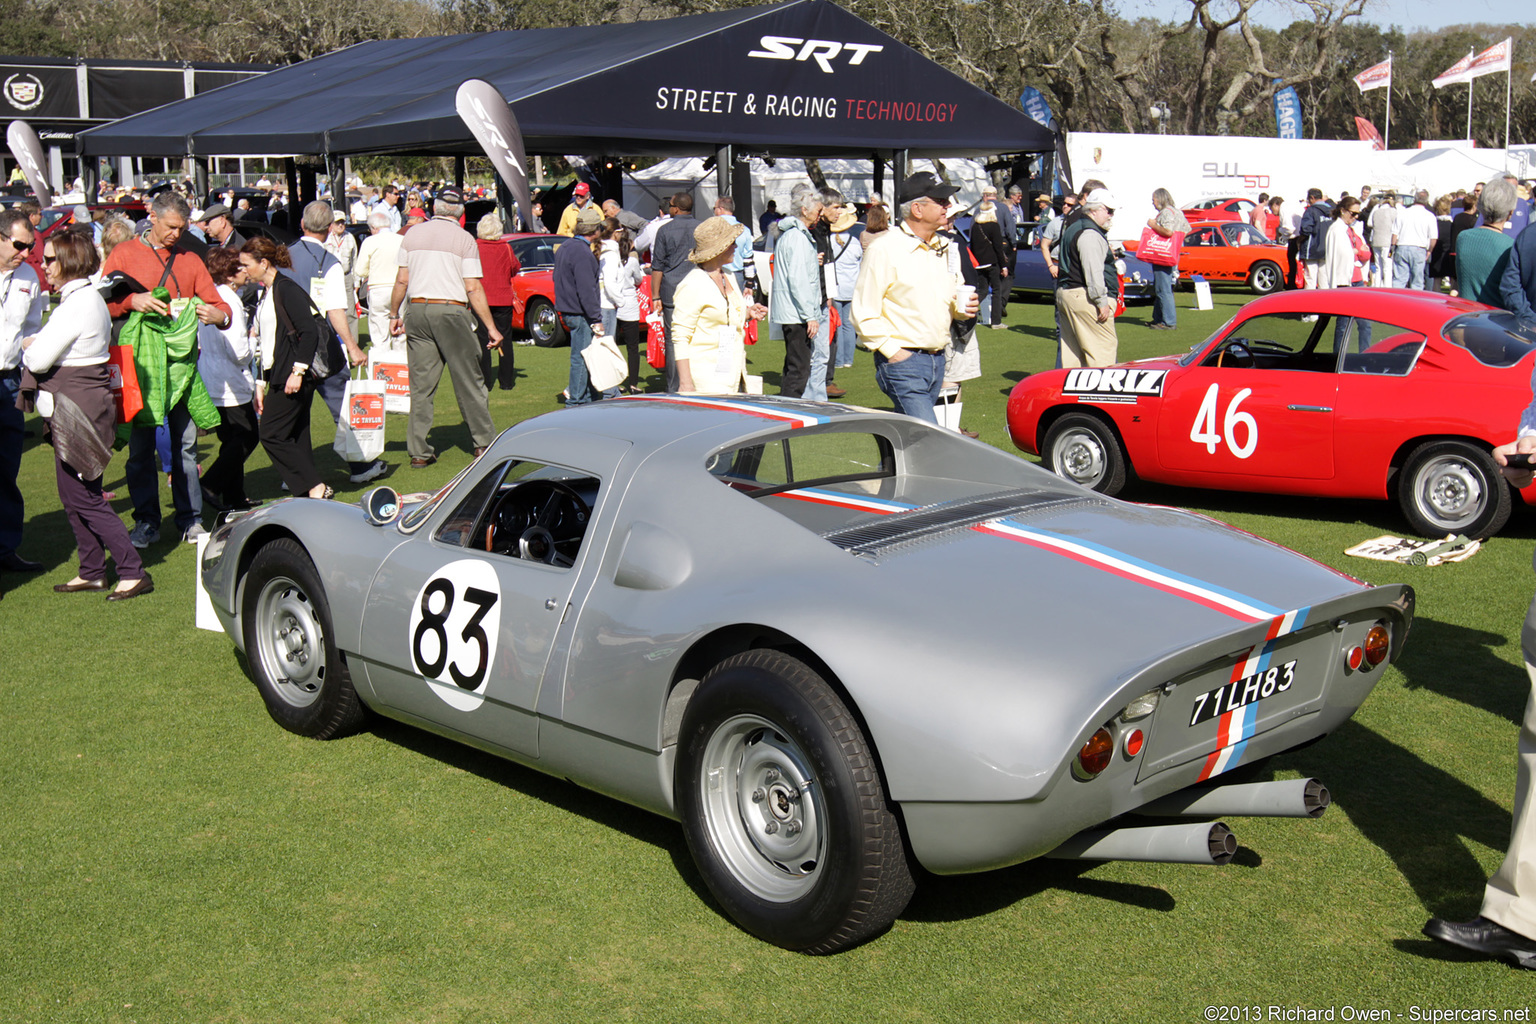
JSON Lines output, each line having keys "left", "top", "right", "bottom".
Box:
{"left": 75, "top": 0, "right": 1053, "bottom": 161}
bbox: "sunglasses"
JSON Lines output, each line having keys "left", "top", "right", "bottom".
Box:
{"left": 42, "top": 253, "right": 58, "bottom": 264}
{"left": 7, "top": 237, "right": 33, "bottom": 252}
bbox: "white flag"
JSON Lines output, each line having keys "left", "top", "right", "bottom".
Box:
{"left": 1433, "top": 51, "right": 1474, "bottom": 89}
{"left": 1465, "top": 37, "right": 1513, "bottom": 81}
{"left": 1353, "top": 58, "right": 1392, "bottom": 93}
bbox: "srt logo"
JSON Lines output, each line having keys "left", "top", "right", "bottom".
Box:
{"left": 747, "top": 35, "right": 884, "bottom": 73}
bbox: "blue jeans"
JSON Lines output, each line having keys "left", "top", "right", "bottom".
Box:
{"left": 874, "top": 349, "right": 944, "bottom": 423}
{"left": 126, "top": 400, "right": 201, "bottom": 532}
{"left": 1393, "top": 245, "right": 1427, "bottom": 290}
{"left": 831, "top": 298, "right": 856, "bottom": 367}
{"left": 566, "top": 318, "right": 618, "bottom": 406}
{"left": 0, "top": 371, "right": 24, "bottom": 555}
{"left": 1333, "top": 281, "right": 1374, "bottom": 351}
{"left": 805, "top": 304, "right": 830, "bottom": 401}
{"left": 1152, "top": 264, "right": 1177, "bottom": 327}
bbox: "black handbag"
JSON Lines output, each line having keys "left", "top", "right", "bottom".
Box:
{"left": 271, "top": 277, "right": 345, "bottom": 379}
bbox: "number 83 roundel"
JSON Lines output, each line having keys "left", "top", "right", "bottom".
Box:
{"left": 408, "top": 560, "right": 503, "bottom": 711}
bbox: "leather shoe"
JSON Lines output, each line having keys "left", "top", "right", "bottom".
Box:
{"left": 106, "top": 573, "right": 155, "bottom": 602}
{"left": 0, "top": 551, "right": 43, "bottom": 572}
{"left": 410, "top": 455, "right": 437, "bottom": 469}
{"left": 825, "top": 384, "right": 847, "bottom": 399}
{"left": 473, "top": 446, "right": 488, "bottom": 458}
{"left": 55, "top": 578, "right": 108, "bottom": 592}
{"left": 960, "top": 428, "right": 980, "bottom": 439}
{"left": 1424, "top": 916, "right": 1536, "bottom": 969}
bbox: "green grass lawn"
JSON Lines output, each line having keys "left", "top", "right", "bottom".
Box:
{"left": 4, "top": 288, "right": 1535, "bottom": 1022}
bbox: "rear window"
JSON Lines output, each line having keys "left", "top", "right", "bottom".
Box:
{"left": 1442, "top": 312, "right": 1536, "bottom": 368}
{"left": 707, "top": 431, "right": 893, "bottom": 496}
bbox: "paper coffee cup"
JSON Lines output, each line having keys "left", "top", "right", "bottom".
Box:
{"left": 955, "top": 284, "right": 976, "bottom": 307}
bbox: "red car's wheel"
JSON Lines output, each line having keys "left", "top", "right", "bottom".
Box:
{"left": 1043, "top": 412, "right": 1129, "bottom": 496}
{"left": 1398, "top": 440, "right": 1511, "bottom": 539}
{"left": 1247, "top": 261, "right": 1283, "bottom": 295}
{"left": 525, "top": 297, "right": 568, "bottom": 347}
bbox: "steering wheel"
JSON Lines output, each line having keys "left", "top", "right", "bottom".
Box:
{"left": 484, "top": 480, "right": 591, "bottom": 567}
{"left": 1216, "top": 341, "right": 1254, "bottom": 369}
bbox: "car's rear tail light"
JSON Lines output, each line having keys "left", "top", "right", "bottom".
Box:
{"left": 1077, "top": 728, "right": 1114, "bottom": 777}
{"left": 1123, "top": 729, "right": 1145, "bottom": 758}
{"left": 1346, "top": 646, "right": 1364, "bottom": 671}
{"left": 1363, "top": 623, "right": 1391, "bottom": 666}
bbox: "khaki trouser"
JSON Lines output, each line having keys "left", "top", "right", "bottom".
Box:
{"left": 1481, "top": 592, "right": 1536, "bottom": 938}
{"left": 1056, "top": 286, "right": 1118, "bottom": 369}
{"left": 403, "top": 302, "right": 496, "bottom": 460}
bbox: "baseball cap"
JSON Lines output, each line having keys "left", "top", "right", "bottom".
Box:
{"left": 897, "top": 171, "right": 959, "bottom": 206}
{"left": 1083, "top": 188, "right": 1117, "bottom": 211}
{"left": 332, "top": 210, "right": 346, "bottom": 222}
{"left": 573, "top": 182, "right": 591, "bottom": 197}
{"left": 437, "top": 185, "right": 464, "bottom": 205}
{"left": 573, "top": 205, "right": 603, "bottom": 234}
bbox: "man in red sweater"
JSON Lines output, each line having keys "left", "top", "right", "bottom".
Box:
{"left": 103, "top": 191, "right": 232, "bottom": 548}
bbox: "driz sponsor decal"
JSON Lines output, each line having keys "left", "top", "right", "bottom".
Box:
{"left": 1062, "top": 367, "right": 1166, "bottom": 404}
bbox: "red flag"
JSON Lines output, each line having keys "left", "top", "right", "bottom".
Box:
{"left": 1353, "top": 58, "right": 1391, "bottom": 93}
{"left": 1354, "top": 117, "right": 1384, "bottom": 151}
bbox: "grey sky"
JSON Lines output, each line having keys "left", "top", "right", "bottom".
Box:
{"left": 1116, "top": 0, "right": 1527, "bottom": 32}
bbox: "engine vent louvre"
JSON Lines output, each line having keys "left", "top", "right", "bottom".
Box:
{"left": 822, "top": 489, "right": 1107, "bottom": 556}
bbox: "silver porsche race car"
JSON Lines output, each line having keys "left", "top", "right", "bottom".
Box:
{"left": 202, "top": 396, "right": 1413, "bottom": 953}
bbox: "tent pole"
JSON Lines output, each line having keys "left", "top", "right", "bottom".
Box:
{"left": 327, "top": 155, "right": 344, "bottom": 214}
{"left": 1466, "top": 76, "right": 1473, "bottom": 143}
{"left": 1505, "top": 66, "right": 1511, "bottom": 153}
{"left": 454, "top": 154, "right": 465, "bottom": 189}
{"left": 715, "top": 144, "right": 731, "bottom": 201}
{"left": 892, "top": 149, "right": 908, "bottom": 200}
{"left": 193, "top": 157, "right": 209, "bottom": 204}
{"left": 1384, "top": 50, "right": 1392, "bottom": 151}
{"left": 872, "top": 154, "right": 885, "bottom": 204}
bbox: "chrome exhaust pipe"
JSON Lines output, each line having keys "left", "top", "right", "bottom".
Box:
{"left": 1045, "top": 821, "right": 1236, "bottom": 865}
{"left": 1132, "top": 778, "right": 1330, "bottom": 820}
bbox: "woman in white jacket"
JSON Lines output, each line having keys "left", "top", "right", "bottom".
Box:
{"left": 598, "top": 219, "right": 645, "bottom": 393}
{"left": 1322, "top": 196, "right": 1372, "bottom": 350}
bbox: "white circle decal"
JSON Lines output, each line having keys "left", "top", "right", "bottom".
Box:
{"left": 407, "top": 559, "right": 502, "bottom": 711}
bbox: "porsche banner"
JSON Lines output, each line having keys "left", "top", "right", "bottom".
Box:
{"left": 6, "top": 120, "right": 51, "bottom": 207}
{"left": 1352, "top": 58, "right": 1391, "bottom": 94}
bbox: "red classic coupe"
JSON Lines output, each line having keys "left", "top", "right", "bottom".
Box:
{"left": 1181, "top": 197, "right": 1258, "bottom": 224}
{"left": 506, "top": 232, "right": 572, "bottom": 346}
{"left": 1007, "top": 289, "right": 1536, "bottom": 538}
{"left": 1127, "top": 220, "right": 1287, "bottom": 295}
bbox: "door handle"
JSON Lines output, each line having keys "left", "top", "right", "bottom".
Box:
{"left": 1287, "top": 404, "right": 1332, "bottom": 412}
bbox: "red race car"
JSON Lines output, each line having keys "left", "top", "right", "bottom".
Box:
{"left": 1181, "top": 197, "right": 1258, "bottom": 223}
{"left": 1007, "top": 289, "right": 1536, "bottom": 538}
{"left": 1129, "top": 220, "right": 1287, "bottom": 295}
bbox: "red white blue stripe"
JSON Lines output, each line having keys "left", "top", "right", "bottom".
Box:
{"left": 779, "top": 487, "right": 915, "bottom": 515}
{"left": 622, "top": 394, "right": 831, "bottom": 428}
{"left": 1233, "top": 607, "right": 1311, "bottom": 678}
{"left": 1199, "top": 702, "right": 1258, "bottom": 781}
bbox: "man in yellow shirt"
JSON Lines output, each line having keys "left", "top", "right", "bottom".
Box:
{"left": 556, "top": 182, "right": 593, "bottom": 237}
{"left": 852, "top": 172, "right": 978, "bottom": 423}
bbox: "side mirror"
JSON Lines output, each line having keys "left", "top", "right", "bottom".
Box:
{"left": 361, "top": 486, "right": 401, "bottom": 526}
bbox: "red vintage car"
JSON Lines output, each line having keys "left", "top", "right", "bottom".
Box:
{"left": 1181, "top": 197, "right": 1257, "bottom": 223}
{"left": 1129, "top": 220, "right": 1287, "bottom": 294}
{"left": 506, "top": 232, "right": 572, "bottom": 346}
{"left": 1006, "top": 289, "right": 1536, "bottom": 538}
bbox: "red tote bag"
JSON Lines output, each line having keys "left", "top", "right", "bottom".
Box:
{"left": 1137, "top": 225, "right": 1184, "bottom": 267}
{"left": 638, "top": 276, "right": 666, "bottom": 370}
{"left": 106, "top": 343, "right": 143, "bottom": 424}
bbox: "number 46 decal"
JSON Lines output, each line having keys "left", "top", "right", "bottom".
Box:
{"left": 408, "top": 559, "right": 503, "bottom": 711}
{"left": 1190, "top": 384, "right": 1258, "bottom": 459}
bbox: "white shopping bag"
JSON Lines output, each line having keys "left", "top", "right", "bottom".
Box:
{"left": 334, "top": 369, "right": 387, "bottom": 463}
{"left": 935, "top": 383, "right": 963, "bottom": 432}
{"left": 581, "top": 334, "right": 628, "bottom": 393}
{"left": 1191, "top": 275, "right": 1213, "bottom": 311}
{"left": 368, "top": 343, "right": 411, "bottom": 414}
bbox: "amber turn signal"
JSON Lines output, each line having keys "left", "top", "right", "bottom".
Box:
{"left": 1363, "top": 623, "right": 1390, "bottom": 667}
{"left": 1078, "top": 727, "right": 1114, "bottom": 776}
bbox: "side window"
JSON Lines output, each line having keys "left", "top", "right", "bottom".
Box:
{"left": 435, "top": 461, "right": 512, "bottom": 547}
{"left": 1442, "top": 312, "right": 1536, "bottom": 367}
{"left": 1339, "top": 326, "right": 1427, "bottom": 375}
{"left": 709, "top": 431, "right": 893, "bottom": 494}
{"left": 1187, "top": 228, "right": 1218, "bottom": 248}
{"left": 1221, "top": 224, "right": 1250, "bottom": 246}
{"left": 473, "top": 461, "right": 601, "bottom": 569}
{"left": 1202, "top": 313, "right": 1336, "bottom": 372}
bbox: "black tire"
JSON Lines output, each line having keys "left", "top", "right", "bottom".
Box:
{"left": 1248, "top": 260, "right": 1283, "bottom": 295}
{"left": 675, "top": 650, "right": 914, "bottom": 953}
{"left": 1398, "top": 440, "right": 1511, "bottom": 539}
{"left": 1042, "top": 412, "right": 1129, "bottom": 496}
{"left": 525, "top": 297, "right": 568, "bottom": 347}
{"left": 241, "top": 538, "right": 365, "bottom": 738}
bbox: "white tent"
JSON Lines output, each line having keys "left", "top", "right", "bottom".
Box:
{"left": 621, "top": 156, "right": 994, "bottom": 224}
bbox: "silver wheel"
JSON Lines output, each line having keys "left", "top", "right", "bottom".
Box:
{"left": 1249, "top": 260, "right": 1282, "bottom": 294}
{"left": 250, "top": 575, "right": 327, "bottom": 708}
{"left": 526, "top": 298, "right": 567, "bottom": 347}
{"left": 698, "top": 713, "right": 826, "bottom": 903}
{"left": 1399, "top": 440, "right": 1510, "bottom": 539}
{"left": 1053, "top": 426, "right": 1108, "bottom": 488}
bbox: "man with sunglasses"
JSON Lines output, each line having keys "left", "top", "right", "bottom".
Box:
{"left": 852, "top": 172, "right": 979, "bottom": 423}
{"left": 1055, "top": 187, "right": 1121, "bottom": 368}
{"left": 0, "top": 210, "right": 46, "bottom": 575}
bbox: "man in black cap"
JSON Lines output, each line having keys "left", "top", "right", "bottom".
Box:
{"left": 851, "top": 172, "right": 978, "bottom": 423}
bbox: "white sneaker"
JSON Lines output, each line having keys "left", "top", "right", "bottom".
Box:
{"left": 349, "top": 459, "right": 387, "bottom": 484}
{"left": 183, "top": 523, "right": 209, "bottom": 544}
{"left": 128, "top": 522, "right": 159, "bottom": 549}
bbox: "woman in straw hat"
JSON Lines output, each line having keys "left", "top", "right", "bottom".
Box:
{"left": 671, "top": 216, "right": 768, "bottom": 394}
